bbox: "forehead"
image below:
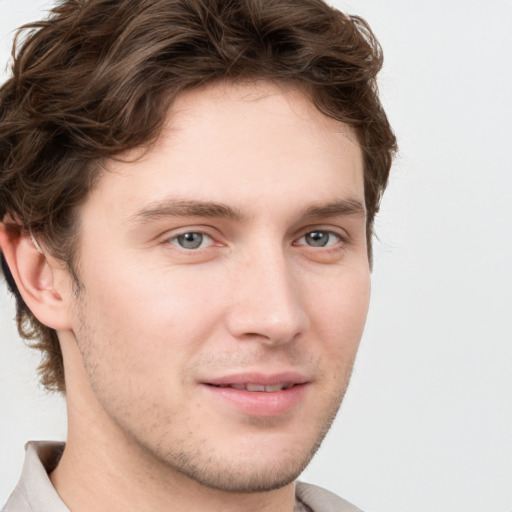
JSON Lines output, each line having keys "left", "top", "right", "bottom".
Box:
{"left": 84, "top": 81, "right": 364, "bottom": 222}
{"left": 158, "top": 80, "right": 361, "bottom": 168}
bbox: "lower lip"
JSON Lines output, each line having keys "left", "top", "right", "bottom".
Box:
{"left": 202, "top": 383, "right": 308, "bottom": 417}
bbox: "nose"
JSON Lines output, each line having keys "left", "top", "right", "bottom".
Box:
{"left": 226, "top": 248, "right": 309, "bottom": 346}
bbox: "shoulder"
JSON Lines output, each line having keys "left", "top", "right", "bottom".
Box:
{"left": 296, "top": 482, "right": 364, "bottom": 512}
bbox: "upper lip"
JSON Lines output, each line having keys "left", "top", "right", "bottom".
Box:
{"left": 202, "top": 372, "right": 310, "bottom": 387}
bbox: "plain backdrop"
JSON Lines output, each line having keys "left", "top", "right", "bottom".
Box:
{"left": 1, "top": 1, "right": 511, "bottom": 511}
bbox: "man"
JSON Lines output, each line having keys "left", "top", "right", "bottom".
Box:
{"left": 0, "top": 0, "right": 396, "bottom": 510}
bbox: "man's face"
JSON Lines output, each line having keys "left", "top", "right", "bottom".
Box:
{"left": 64, "top": 81, "right": 370, "bottom": 492}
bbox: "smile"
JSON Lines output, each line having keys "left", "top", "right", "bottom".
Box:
{"left": 202, "top": 373, "right": 309, "bottom": 417}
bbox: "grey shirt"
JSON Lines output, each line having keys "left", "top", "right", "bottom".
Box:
{"left": 2, "top": 442, "right": 363, "bottom": 512}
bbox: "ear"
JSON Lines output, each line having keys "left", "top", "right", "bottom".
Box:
{"left": 0, "top": 222, "right": 73, "bottom": 331}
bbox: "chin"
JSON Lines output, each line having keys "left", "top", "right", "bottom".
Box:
{"left": 170, "top": 451, "right": 310, "bottom": 493}
{"left": 159, "top": 422, "right": 331, "bottom": 493}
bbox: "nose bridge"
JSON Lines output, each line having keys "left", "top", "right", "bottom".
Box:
{"left": 227, "top": 240, "right": 308, "bottom": 344}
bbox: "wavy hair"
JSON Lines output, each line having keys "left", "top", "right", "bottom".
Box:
{"left": 0, "top": 0, "right": 397, "bottom": 392}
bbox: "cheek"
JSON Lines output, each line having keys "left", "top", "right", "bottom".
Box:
{"left": 75, "top": 262, "right": 225, "bottom": 365}
{"left": 310, "top": 268, "right": 370, "bottom": 353}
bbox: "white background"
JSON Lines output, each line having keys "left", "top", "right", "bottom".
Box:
{"left": 1, "top": 1, "right": 511, "bottom": 511}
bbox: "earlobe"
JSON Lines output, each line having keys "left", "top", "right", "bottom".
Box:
{"left": 0, "top": 223, "right": 73, "bottom": 331}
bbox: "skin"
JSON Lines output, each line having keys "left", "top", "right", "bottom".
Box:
{"left": 1, "top": 81, "right": 370, "bottom": 512}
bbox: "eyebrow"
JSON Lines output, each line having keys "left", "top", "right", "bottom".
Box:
{"left": 126, "top": 197, "right": 366, "bottom": 225}
{"left": 300, "top": 198, "right": 366, "bottom": 221}
{"left": 126, "top": 199, "right": 245, "bottom": 224}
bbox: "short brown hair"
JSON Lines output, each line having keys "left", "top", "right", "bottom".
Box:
{"left": 0, "top": 0, "right": 397, "bottom": 392}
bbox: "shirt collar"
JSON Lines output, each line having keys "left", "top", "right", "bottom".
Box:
{"left": 3, "top": 441, "right": 69, "bottom": 512}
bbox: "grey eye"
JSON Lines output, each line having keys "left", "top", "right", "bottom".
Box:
{"left": 300, "top": 231, "right": 340, "bottom": 248}
{"left": 174, "top": 232, "right": 207, "bottom": 249}
{"left": 306, "top": 231, "right": 328, "bottom": 247}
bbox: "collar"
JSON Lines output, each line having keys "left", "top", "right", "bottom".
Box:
{"left": 3, "top": 441, "right": 69, "bottom": 512}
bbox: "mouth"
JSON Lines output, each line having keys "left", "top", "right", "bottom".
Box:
{"left": 201, "top": 373, "right": 309, "bottom": 417}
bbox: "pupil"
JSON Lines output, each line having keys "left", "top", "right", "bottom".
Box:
{"left": 306, "top": 231, "right": 328, "bottom": 247}
{"left": 179, "top": 233, "right": 203, "bottom": 249}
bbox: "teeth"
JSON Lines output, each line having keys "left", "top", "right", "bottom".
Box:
{"left": 264, "top": 384, "right": 284, "bottom": 392}
{"left": 212, "top": 383, "right": 295, "bottom": 392}
{"left": 246, "top": 384, "right": 266, "bottom": 392}
{"left": 241, "top": 383, "right": 292, "bottom": 392}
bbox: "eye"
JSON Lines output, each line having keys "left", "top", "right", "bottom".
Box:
{"left": 169, "top": 232, "right": 213, "bottom": 250}
{"left": 296, "top": 230, "right": 341, "bottom": 248}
